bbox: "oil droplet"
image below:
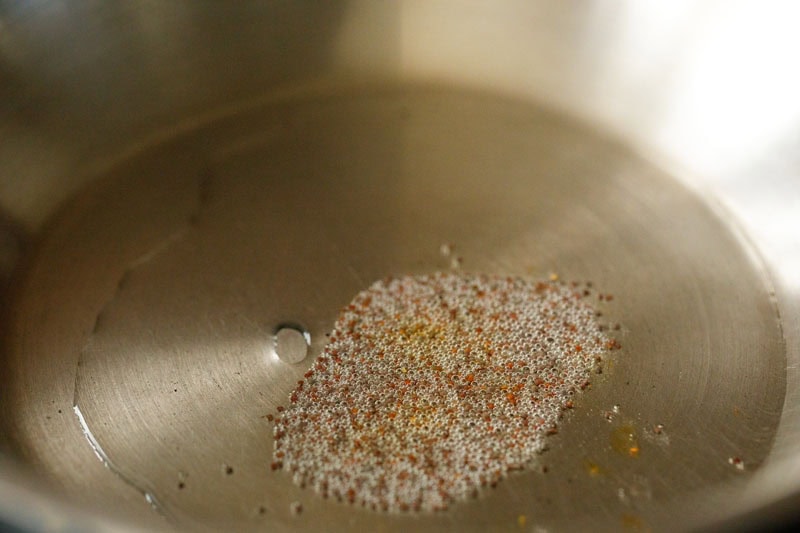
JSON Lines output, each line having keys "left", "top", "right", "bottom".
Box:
{"left": 517, "top": 514, "right": 527, "bottom": 528}
{"left": 621, "top": 513, "right": 647, "bottom": 531}
{"left": 583, "top": 459, "right": 604, "bottom": 477}
{"left": 611, "top": 425, "right": 640, "bottom": 457}
{"left": 274, "top": 325, "right": 310, "bottom": 364}
{"left": 72, "top": 404, "right": 168, "bottom": 516}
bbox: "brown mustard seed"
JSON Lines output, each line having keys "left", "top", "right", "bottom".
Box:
{"left": 273, "top": 273, "right": 618, "bottom": 512}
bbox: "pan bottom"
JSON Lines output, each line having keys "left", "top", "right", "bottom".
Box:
{"left": 1, "top": 85, "right": 785, "bottom": 531}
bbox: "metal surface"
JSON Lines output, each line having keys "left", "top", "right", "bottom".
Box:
{"left": 1, "top": 2, "right": 799, "bottom": 532}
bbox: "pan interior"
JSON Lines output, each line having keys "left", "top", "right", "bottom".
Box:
{"left": 0, "top": 86, "right": 785, "bottom": 531}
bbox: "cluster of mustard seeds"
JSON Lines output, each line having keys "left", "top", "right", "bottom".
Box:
{"left": 271, "top": 272, "right": 618, "bottom": 512}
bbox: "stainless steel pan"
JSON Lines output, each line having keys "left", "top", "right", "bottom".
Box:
{"left": 1, "top": 2, "right": 798, "bottom": 531}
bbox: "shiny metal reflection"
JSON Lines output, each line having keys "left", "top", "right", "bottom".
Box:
{"left": 0, "top": 2, "right": 798, "bottom": 532}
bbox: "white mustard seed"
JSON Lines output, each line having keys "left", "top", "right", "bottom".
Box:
{"left": 272, "top": 273, "right": 618, "bottom": 512}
